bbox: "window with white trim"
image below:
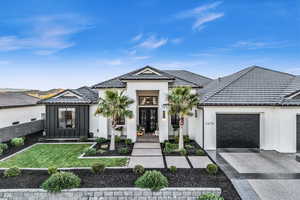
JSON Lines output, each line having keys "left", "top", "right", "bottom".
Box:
{"left": 58, "top": 108, "right": 76, "bottom": 128}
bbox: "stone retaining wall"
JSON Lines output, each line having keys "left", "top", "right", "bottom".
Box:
{"left": 0, "top": 120, "right": 44, "bottom": 142}
{"left": 0, "top": 187, "right": 221, "bottom": 200}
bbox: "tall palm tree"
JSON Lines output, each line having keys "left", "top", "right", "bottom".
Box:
{"left": 168, "top": 87, "right": 199, "bottom": 150}
{"left": 95, "top": 90, "right": 134, "bottom": 151}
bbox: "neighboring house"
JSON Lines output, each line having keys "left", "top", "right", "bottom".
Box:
{"left": 0, "top": 92, "right": 45, "bottom": 142}
{"left": 40, "top": 65, "right": 300, "bottom": 153}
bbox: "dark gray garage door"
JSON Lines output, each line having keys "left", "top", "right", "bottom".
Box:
{"left": 216, "top": 114, "right": 260, "bottom": 148}
{"left": 297, "top": 115, "right": 300, "bottom": 152}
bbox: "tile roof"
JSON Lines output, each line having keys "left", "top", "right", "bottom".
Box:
{"left": 92, "top": 66, "right": 212, "bottom": 89}
{"left": 40, "top": 86, "right": 98, "bottom": 104}
{"left": 0, "top": 92, "right": 40, "bottom": 108}
{"left": 199, "top": 66, "right": 300, "bottom": 106}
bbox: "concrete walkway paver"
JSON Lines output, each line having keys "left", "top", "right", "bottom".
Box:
{"left": 133, "top": 143, "right": 161, "bottom": 149}
{"left": 188, "top": 156, "right": 213, "bottom": 168}
{"left": 165, "top": 156, "right": 190, "bottom": 168}
{"left": 131, "top": 148, "right": 162, "bottom": 156}
{"left": 128, "top": 156, "right": 164, "bottom": 168}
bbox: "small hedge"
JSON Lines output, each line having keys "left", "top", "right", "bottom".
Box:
{"left": 133, "top": 165, "right": 145, "bottom": 175}
{"left": 118, "top": 147, "right": 129, "bottom": 154}
{"left": 164, "top": 142, "right": 178, "bottom": 153}
{"left": 179, "top": 149, "right": 187, "bottom": 156}
{"left": 196, "top": 149, "right": 205, "bottom": 156}
{"left": 91, "top": 163, "right": 106, "bottom": 174}
{"left": 169, "top": 166, "right": 177, "bottom": 173}
{"left": 135, "top": 170, "right": 168, "bottom": 191}
{"left": 48, "top": 166, "right": 58, "bottom": 175}
{"left": 125, "top": 138, "right": 132, "bottom": 145}
{"left": 0, "top": 143, "right": 8, "bottom": 151}
{"left": 41, "top": 172, "right": 81, "bottom": 192}
{"left": 96, "top": 137, "right": 107, "bottom": 144}
{"left": 198, "top": 193, "right": 224, "bottom": 200}
{"left": 206, "top": 164, "right": 218, "bottom": 175}
{"left": 10, "top": 137, "right": 24, "bottom": 147}
{"left": 115, "top": 136, "right": 121, "bottom": 143}
{"left": 4, "top": 167, "right": 21, "bottom": 177}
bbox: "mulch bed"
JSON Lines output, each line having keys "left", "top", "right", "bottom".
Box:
{"left": 161, "top": 140, "right": 206, "bottom": 156}
{"left": 0, "top": 132, "right": 43, "bottom": 160}
{"left": 0, "top": 168, "right": 240, "bottom": 200}
{"left": 83, "top": 140, "right": 134, "bottom": 156}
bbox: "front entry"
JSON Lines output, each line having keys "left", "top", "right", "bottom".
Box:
{"left": 139, "top": 108, "right": 158, "bottom": 134}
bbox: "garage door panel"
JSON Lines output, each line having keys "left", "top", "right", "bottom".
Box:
{"left": 217, "top": 114, "right": 260, "bottom": 148}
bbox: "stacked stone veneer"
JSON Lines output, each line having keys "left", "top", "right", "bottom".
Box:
{"left": 0, "top": 187, "right": 221, "bottom": 200}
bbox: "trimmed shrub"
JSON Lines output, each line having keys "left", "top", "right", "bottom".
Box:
{"left": 133, "top": 165, "right": 145, "bottom": 175}
{"left": 0, "top": 143, "right": 8, "bottom": 151}
{"left": 79, "top": 136, "right": 88, "bottom": 142}
{"left": 164, "top": 142, "right": 178, "bottom": 153}
{"left": 91, "top": 162, "right": 106, "bottom": 174}
{"left": 97, "top": 149, "right": 106, "bottom": 154}
{"left": 48, "top": 166, "right": 58, "bottom": 175}
{"left": 135, "top": 170, "right": 168, "bottom": 191}
{"left": 169, "top": 166, "right": 177, "bottom": 173}
{"left": 185, "top": 144, "right": 194, "bottom": 149}
{"left": 179, "top": 149, "right": 187, "bottom": 156}
{"left": 4, "top": 167, "right": 21, "bottom": 177}
{"left": 125, "top": 138, "right": 132, "bottom": 145}
{"left": 115, "top": 136, "right": 121, "bottom": 143}
{"left": 206, "top": 164, "right": 218, "bottom": 175}
{"left": 118, "top": 147, "right": 129, "bottom": 154}
{"left": 196, "top": 149, "right": 205, "bottom": 156}
{"left": 83, "top": 147, "right": 97, "bottom": 156}
{"left": 0, "top": 148, "right": 3, "bottom": 155}
{"left": 96, "top": 137, "right": 107, "bottom": 144}
{"left": 198, "top": 193, "right": 224, "bottom": 200}
{"left": 41, "top": 172, "right": 81, "bottom": 192}
{"left": 10, "top": 137, "right": 24, "bottom": 147}
{"left": 183, "top": 135, "right": 190, "bottom": 143}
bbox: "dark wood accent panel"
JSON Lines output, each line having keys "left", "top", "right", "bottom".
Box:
{"left": 216, "top": 114, "right": 260, "bottom": 148}
{"left": 45, "top": 105, "right": 89, "bottom": 138}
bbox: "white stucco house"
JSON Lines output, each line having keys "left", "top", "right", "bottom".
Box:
{"left": 40, "top": 66, "right": 300, "bottom": 153}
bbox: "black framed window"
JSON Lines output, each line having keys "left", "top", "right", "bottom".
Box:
{"left": 58, "top": 108, "right": 76, "bottom": 128}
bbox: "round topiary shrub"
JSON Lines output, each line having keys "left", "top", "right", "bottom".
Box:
{"left": 125, "top": 138, "right": 132, "bottom": 145}
{"left": 198, "top": 193, "right": 224, "bottom": 200}
{"left": 48, "top": 166, "right": 58, "bottom": 175}
{"left": 0, "top": 148, "right": 3, "bottom": 155}
{"left": 134, "top": 170, "right": 168, "bottom": 191}
{"left": 4, "top": 167, "right": 21, "bottom": 177}
{"left": 10, "top": 137, "right": 24, "bottom": 147}
{"left": 83, "top": 147, "right": 97, "bottom": 156}
{"left": 0, "top": 143, "right": 8, "bottom": 151}
{"left": 206, "top": 164, "right": 218, "bottom": 175}
{"left": 118, "top": 147, "right": 129, "bottom": 154}
{"left": 41, "top": 172, "right": 81, "bottom": 192}
{"left": 183, "top": 135, "right": 190, "bottom": 143}
{"left": 169, "top": 166, "right": 177, "bottom": 173}
{"left": 95, "top": 137, "right": 107, "bottom": 144}
{"left": 91, "top": 162, "right": 106, "bottom": 174}
{"left": 196, "top": 149, "right": 205, "bottom": 156}
{"left": 133, "top": 165, "right": 145, "bottom": 175}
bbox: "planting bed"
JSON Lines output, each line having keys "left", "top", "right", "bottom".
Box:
{"left": 161, "top": 139, "right": 206, "bottom": 156}
{"left": 0, "top": 132, "right": 43, "bottom": 160}
{"left": 0, "top": 168, "right": 240, "bottom": 200}
{"left": 83, "top": 140, "right": 134, "bottom": 157}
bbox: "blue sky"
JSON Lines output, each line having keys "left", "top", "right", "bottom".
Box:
{"left": 0, "top": 0, "right": 299, "bottom": 90}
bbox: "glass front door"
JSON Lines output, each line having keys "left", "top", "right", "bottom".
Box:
{"left": 139, "top": 107, "right": 158, "bottom": 133}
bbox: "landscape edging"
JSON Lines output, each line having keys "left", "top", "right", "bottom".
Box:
{"left": 0, "top": 187, "right": 221, "bottom": 200}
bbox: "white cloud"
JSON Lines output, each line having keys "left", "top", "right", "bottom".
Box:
{"left": 0, "top": 14, "right": 92, "bottom": 55}
{"left": 132, "top": 33, "right": 143, "bottom": 42}
{"left": 176, "top": 1, "right": 224, "bottom": 31}
{"left": 138, "top": 35, "right": 168, "bottom": 49}
{"left": 96, "top": 59, "right": 123, "bottom": 66}
{"left": 170, "top": 38, "right": 183, "bottom": 44}
{"left": 131, "top": 56, "right": 151, "bottom": 60}
{"left": 232, "top": 40, "right": 290, "bottom": 49}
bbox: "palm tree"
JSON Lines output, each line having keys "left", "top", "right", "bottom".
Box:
{"left": 168, "top": 87, "right": 199, "bottom": 150}
{"left": 95, "top": 90, "right": 134, "bottom": 151}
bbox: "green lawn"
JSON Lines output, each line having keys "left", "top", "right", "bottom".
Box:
{"left": 0, "top": 143, "right": 128, "bottom": 168}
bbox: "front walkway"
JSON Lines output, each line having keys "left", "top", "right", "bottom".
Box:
{"left": 208, "top": 149, "right": 300, "bottom": 200}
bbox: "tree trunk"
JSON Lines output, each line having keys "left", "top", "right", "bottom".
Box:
{"left": 110, "top": 121, "right": 116, "bottom": 151}
{"left": 178, "top": 117, "right": 184, "bottom": 150}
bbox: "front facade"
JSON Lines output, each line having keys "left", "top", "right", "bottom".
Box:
{"left": 41, "top": 66, "right": 300, "bottom": 153}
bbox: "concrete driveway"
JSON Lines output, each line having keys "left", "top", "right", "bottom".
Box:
{"left": 208, "top": 150, "right": 300, "bottom": 200}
